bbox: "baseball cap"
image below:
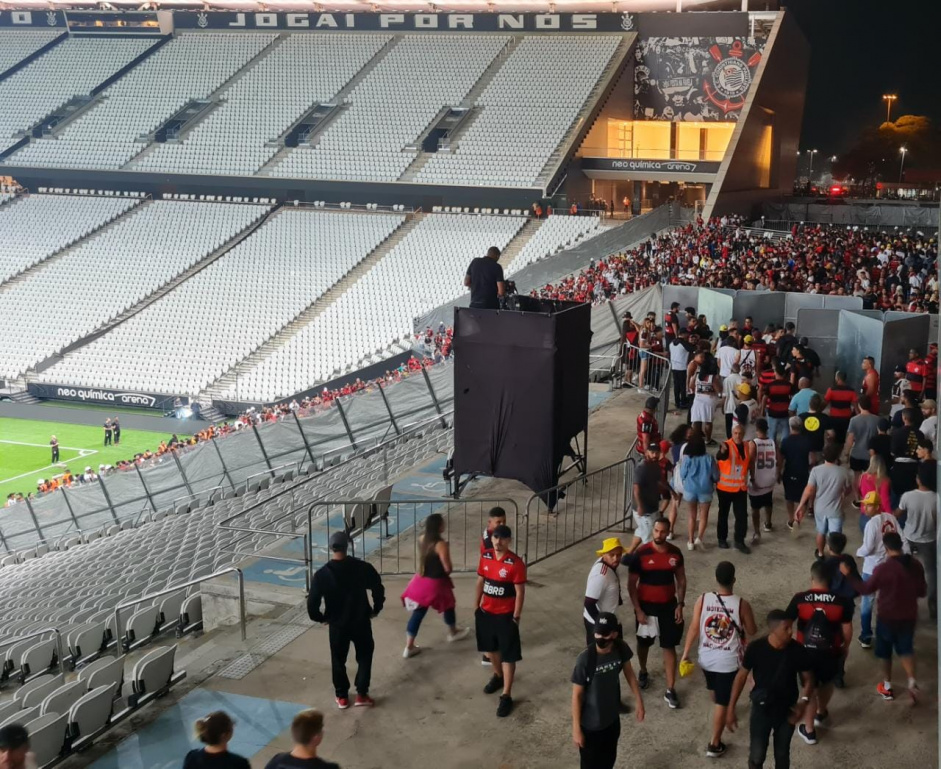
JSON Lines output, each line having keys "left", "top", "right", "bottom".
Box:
{"left": 644, "top": 396, "right": 660, "bottom": 409}
{"left": 0, "top": 724, "right": 29, "bottom": 750}
{"left": 719, "top": 324, "right": 728, "bottom": 332}
{"left": 328, "top": 531, "right": 350, "bottom": 552}
{"left": 658, "top": 439, "right": 671, "bottom": 453}
{"left": 895, "top": 364, "right": 906, "bottom": 373}
{"left": 744, "top": 334, "right": 754, "bottom": 344}
{"left": 737, "top": 383, "right": 752, "bottom": 396}
{"left": 861, "top": 491, "right": 881, "bottom": 507}
{"left": 491, "top": 524, "right": 512, "bottom": 540}
{"left": 596, "top": 537, "right": 624, "bottom": 556}
{"left": 595, "top": 612, "right": 620, "bottom": 635}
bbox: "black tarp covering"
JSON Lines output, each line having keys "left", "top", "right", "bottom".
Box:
{"left": 452, "top": 302, "right": 590, "bottom": 495}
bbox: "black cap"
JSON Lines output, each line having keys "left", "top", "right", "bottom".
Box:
{"left": 895, "top": 364, "right": 906, "bottom": 373}
{"left": 0, "top": 724, "right": 29, "bottom": 750}
{"left": 328, "top": 531, "right": 350, "bottom": 552}
{"left": 595, "top": 612, "right": 620, "bottom": 634}
{"left": 491, "top": 524, "right": 512, "bottom": 540}
{"left": 645, "top": 396, "right": 660, "bottom": 410}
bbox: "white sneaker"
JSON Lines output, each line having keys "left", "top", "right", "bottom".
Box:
{"left": 686, "top": 541, "right": 695, "bottom": 551}
{"left": 751, "top": 532, "right": 760, "bottom": 544}
{"left": 694, "top": 537, "right": 704, "bottom": 550}
{"left": 447, "top": 627, "right": 470, "bottom": 643}
{"left": 403, "top": 646, "right": 421, "bottom": 659}
{"left": 666, "top": 532, "right": 675, "bottom": 541}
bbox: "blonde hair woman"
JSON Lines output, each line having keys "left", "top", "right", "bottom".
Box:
{"left": 857, "top": 454, "right": 890, "bottom": 532}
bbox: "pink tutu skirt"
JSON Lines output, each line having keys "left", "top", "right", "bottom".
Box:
{"left": 401, "top": 574, "right": 456, "bottom": 613}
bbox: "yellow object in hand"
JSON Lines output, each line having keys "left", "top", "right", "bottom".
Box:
{"left": 679, "top": 659, "right": 695, "bottom": 678}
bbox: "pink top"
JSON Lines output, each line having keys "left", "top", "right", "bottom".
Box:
{"left": 858, "top": 474, "right": 891, "bottom": 513}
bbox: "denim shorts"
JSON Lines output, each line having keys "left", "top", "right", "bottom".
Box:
{"left": 874, "top": 619, "right": 915, "bottom": 660}
{"left": 683, "top": 488, "right": 713, "bottom": 504}
{"left": 814, "top": 511, "right": 843, "bottom": 536}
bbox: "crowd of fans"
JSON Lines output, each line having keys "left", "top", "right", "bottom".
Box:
{"left": 532, "top": 216, "right": 939, "bottom": 313}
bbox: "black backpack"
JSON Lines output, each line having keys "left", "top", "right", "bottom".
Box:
{"left": 803, "top": 607, "right": 833, "bottom": 651}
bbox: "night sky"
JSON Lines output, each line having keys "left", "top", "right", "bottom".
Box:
{"left": 783, "top": 0, "right": 939, "bottom": 154}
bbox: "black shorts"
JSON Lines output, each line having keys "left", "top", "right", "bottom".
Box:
{"left": 749, "top": 492, "right": 773, "bottom": 510}
{"left": 635, "top": 601, "right": 684, "bottom": 649}
{"left": 807, "top": 650, "right": 839, "bottom": 686}
{"left": 849, "top": 456, "right": 870, "bottom": 473}
{"left": 703, "top": 669, "right": 737, "bottom": 706}
{"left": 783, "top": 476, "right": 806, "bottom": 503}
{"left": 475, "top": 609, "right": 522, "bottom": 663}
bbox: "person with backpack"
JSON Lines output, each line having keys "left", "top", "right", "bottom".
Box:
{"left": 785, "top": 561, "right": 853, "bottom": 746}
{"left": 571, "top": 613, "right": 645, "bottom": 769}
{"left": 680, "top": 562, "right": 757, "bottom": 758}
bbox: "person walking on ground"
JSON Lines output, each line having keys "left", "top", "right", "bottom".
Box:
{"left": 784, "top": 562, "right": 853, "bottom": 746}
{"left": 855, "top": 491, "right": 903, "bottom": 648}
{"left": 679, "top": 431, "right": 718, "bottom": 551}
{"left": 843, "top": 398, "right": 880, "bottom": 500}
{"left": 759, "top": 363, "right": 793, "bottom": 447}
{"left": 401, "top": 513, "right": 470, "bottom": 658}
{"left": 636, "top": 396, "right": 661, "bottom": 456}
{"left": 715, "top": 424, "right": 751, "bottom": 553}
{"left": 572, "top": 613, "right": 645, "bottom": 769}
{"left": 307, "top": 531, "right": 385, "bottom": 709}
{"left": 627, "top": 518, "right": 687, "bottom": 709}
{"left": 658, "top": 439, "right": 680, "bottom": 539}
{"left": 630, "top": 443, "right": 662, "bottom": 552}
{"left": 795, "top": 443, "right": 853, "bottom": 559}
{"left": 183, "top": 711, "right": 250, "bottom": 769}
{"left": 726, "top": 610, "right": 815, "bottom": 769}
{"left": 841, "top": 532, "right": 927, "bottom": 702}
{"left": 681, "top": 562, "right": 757, "bottom": 758}
{"left": 479, "top": 507, "right": 507, "bottom": 666}
{"left": 821, "top": 532, "right": 858, "bottom": 689}
{"left": 583, "top": 538, "right": 625, "bottom": 647}
{"left": 690, "top": 353, "right": 720, "bottom": 445}
{"left": 798, "top": 394, "right": 833, "bottom": 467}
{"left": 722, "top": 365, "right": 745, "bottom": 440}
{"left": 264, "top": 710, "right": 340, "bottom": 769}
{"left": 897, "top": 464, "right": 937, "bottom": 620}
{"left": 669, "top": 329, "right": 694, "bottom": 413}
{"left": 855, "top": 455, "right": 891, "bottom": 530}
{"left": 860, "top": 356, "right": 880, "bottom": 416}
{"left": 788, "top": 378, "right": 817, "bottom": 418}
{"left": 889, "top": 407, "right": 921, "bottom": 508}
{"left": 475, "top": 524, "right": 526, "bottom": 718}
{"left": 747, "top": 418, "right": 778, "bottom": 544}
{"left": 824, "top": 371, "right": 857, "bottom": 446}
{"left": 732, "top": 383, "right": 760, "bottom": 442}
{"left": 49, "top": 436, "right": 59, "bottom": 464}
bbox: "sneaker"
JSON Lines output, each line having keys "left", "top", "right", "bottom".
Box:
{"left": 705, "top": 742, "right": 727, "bottom": 758}
{"left": 694, "top": 537, "right": 704, "bottom": 550}
{"left": 786, "top": 520, "right": 795, "bottom": 532}
{"left": 813, "top": 549, "right": 823, "bottom": 560}
{"left": 813, "top": 710, "right": 829, "bottom": 727}
{"left": 687, "top": 541, "right": 695, "bottom": 552}
{"left": 496, "top": 694, "right": 513, "bottom": 717}
{"left": 666, "top": 532, "right": 675, "bottom": 541}
{"left": 638, "top": 671, "right": 649, "bottom": 690}
{"left": 851, "top": 499, "right": 862, "bottom": 509}
{"left": 403, "top": 646, "right": 421, "bottom": 658}
{"left": 877, "top": 682, "right": 894, "bottom": 700}
{"left": 763, "top": 522, "right": 773, "bottom": 532}
{"left": 858, "top": 637, "right": 873, "bottom": 650}
{"left": 354, "top": 694, "right": 375, "bottom": 707}
{"left": 717, "top": 539, "right": 730, "bottom": 549}
{"left": 751, "top": 532, "right": 760, "bottom": 544}
{"left": 735, "top": 541, "right": 752, "bottom": 555}
{"left": 909, "top": 685, "right": 921, "bottom": 704}
{"left": 707, "top": 439, "right": 718, "bottom": 447}
{"left": 481, "top": 654, "right": 493, "bottom": 666}
{"left": 797, "top": 724, "right": 817, "bottom": 745}
{"left": 664, "top": 689, "right": 680, "bottom": 709}
{"left": 336, "top": 696, "right": 350, "bottom": 710}
{"left": 447, "top": 627, "right": 470, "bottom": 643}
{"left": 483, "top": 674, "right": 504, "bottom": 695}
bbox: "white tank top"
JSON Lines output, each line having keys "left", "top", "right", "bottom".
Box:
{"left": 732, "top": 399, "right": 760, "bottom": 440}
{"left": 695, "top": 376, "right": 716, "bottom": 396}
{"left": 749, "top": 437, "right": 777, "bottom": 494}
{"left": 698, "top": 592, "right": 744, "bottom": 673}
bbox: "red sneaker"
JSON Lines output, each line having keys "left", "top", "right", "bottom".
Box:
{"left": 354, "top": 694, "right": 375, "bottom": 707}
{"left": 876, "top": 683, "right": 894, "bottom": 701}
{"left": 336, "top": 696, "right": 350, "bottom": 710}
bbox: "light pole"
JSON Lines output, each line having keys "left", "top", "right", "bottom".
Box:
{"left": 807, "top": 149, "right": 818, "bottom": 183}
{"left": 899, "top": 146, "right": 908, "bottom": 183}
{"left": 882, "top": 93, "right": 897, "bottom": 123}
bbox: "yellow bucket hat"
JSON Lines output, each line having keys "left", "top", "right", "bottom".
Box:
{"left": 596, "top": 537, "right": 625, "bottom": 556}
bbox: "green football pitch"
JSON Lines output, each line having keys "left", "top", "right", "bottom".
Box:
{"left": 0, "top": 417, "right": 173, "bottom": 501}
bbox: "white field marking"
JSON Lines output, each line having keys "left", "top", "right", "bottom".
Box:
{"left": 0, "top": 442, "right": 98, "bottom": 485}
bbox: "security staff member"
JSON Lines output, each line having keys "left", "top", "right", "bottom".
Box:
{"left": 307, "top": 531, "right": 385, "bottom": 709}
{"left": 50, "top": 435, "right": 59, "bottom": 463}
{"left": 464, "top": 246, "right": 506, "bottom": 310}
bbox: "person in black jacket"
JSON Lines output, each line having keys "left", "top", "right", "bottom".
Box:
{"left": 308, "top": 531, "right": 385, "bottom": 710}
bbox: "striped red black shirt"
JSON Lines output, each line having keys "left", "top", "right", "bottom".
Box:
{"left": 824, "top": 385, "right": 857, "bottom": 420}
{"left": 763, "top": 379, "right": 793, "bottom": 418}
{"left": 906, "top": 358, "right": 927, "bottom": 392}
{"left": 628, "top": 542, "right": 684, "bottom": 605}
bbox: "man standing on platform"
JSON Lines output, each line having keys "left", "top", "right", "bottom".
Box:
{"left": 464, "top": 246, "right": 505, "bottom": 310}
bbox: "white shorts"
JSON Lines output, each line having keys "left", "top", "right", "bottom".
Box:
{"left": 633, "top": 512, "right": 655, "bottom": 544}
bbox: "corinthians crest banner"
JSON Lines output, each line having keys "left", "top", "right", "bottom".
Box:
{"left": 634, "top": 36, "right": 764, "bottom": 122}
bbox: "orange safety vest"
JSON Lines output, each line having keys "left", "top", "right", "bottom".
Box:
{"left": 716, "top": 439, "right": 748, "bottom": 493}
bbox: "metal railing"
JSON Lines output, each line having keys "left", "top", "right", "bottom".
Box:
{"left": 522, "top": 458, "right": 634, "bottom": 565}
{"left": 308, "top": 498, "right": 520, "bottom": 576}
{"left": 0, "top": 627, "right": 65, "bottom": 685}
{"left": 113, "top": 567, "right": 246, "bottom": 659}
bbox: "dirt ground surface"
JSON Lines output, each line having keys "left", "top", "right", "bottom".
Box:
{"left": 64, "top": 387, "right": 939, "bottom": 768}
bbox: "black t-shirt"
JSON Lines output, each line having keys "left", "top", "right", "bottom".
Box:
{"left": 890, "top": 425, "right": 920, "bottom": 461}
{"left": 780, "top": 432, "right": 812, "bottom": 480}
{"left": 634, "top": 460, "right": 661, "bottom": 515}
{"left": 742, "top": 636, "right": 812, "bottom": 712}
{"left": 868, "top": 433, "right": 892, "bottom": 468}
{"left": 264, "top": 754, "right": 340, "bottom": 769}
{"left": 183, "top": 749, "right": 251, "bottom": 769}
{"left": 466, "top": 257, "right": 504, "bottom": 310}
{"left": 798, "top": 411, "right": 831, "bottom": 452}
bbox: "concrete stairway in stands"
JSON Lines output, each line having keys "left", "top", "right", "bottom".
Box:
{"left": 498, "top": 217, "right": 541, "bottom": 269}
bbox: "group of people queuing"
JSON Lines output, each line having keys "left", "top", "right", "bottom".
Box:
{"left": 532, "top": 218, "right": 938, "bottom": 314}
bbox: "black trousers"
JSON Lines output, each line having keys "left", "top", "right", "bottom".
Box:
{"left": 329, "top": 620, "right": 374, "bottom": 698}
{"left": 113, "top": 429, "right": 120, "bottom": 445}
{"left": 51, "top": 447, "right": 59, "bottom": 462}
{"left": 671, "top": 369, "right": 686, "bottom": 410}
{"left": 579, "top": 718, "right": 620, "bottom": 769}
{"left": 748, "top": 706, "right": 795, "bottom": 769}
{"left": 725, "top": 413, "right": 734, "bottom": 440}
{"left": 716, "top": 489, "right": 748, "bottom": 544}
{"left": 104, "top": 432, "right": 112, "bottom": 446}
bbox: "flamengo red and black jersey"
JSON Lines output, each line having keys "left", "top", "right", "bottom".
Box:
{"left": 906, "top": 358, "right": 927, "bottom": 393}
{"left": 636, "top": 411, "right": 660, "bottom": 452}
{"left": 628, "top": 542, "right": 683, "bottom": 606}
{"left": 478, "top": 550, "right": 527, "bottom": 614}
{"left": 785, "top": 588, "right": 852, "bottom": 653}
{"left": 764, "top": 380, "right": 793, "bottom": 418}
{"left": 824, "top": 385, "right": 857, "bottom": 420}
